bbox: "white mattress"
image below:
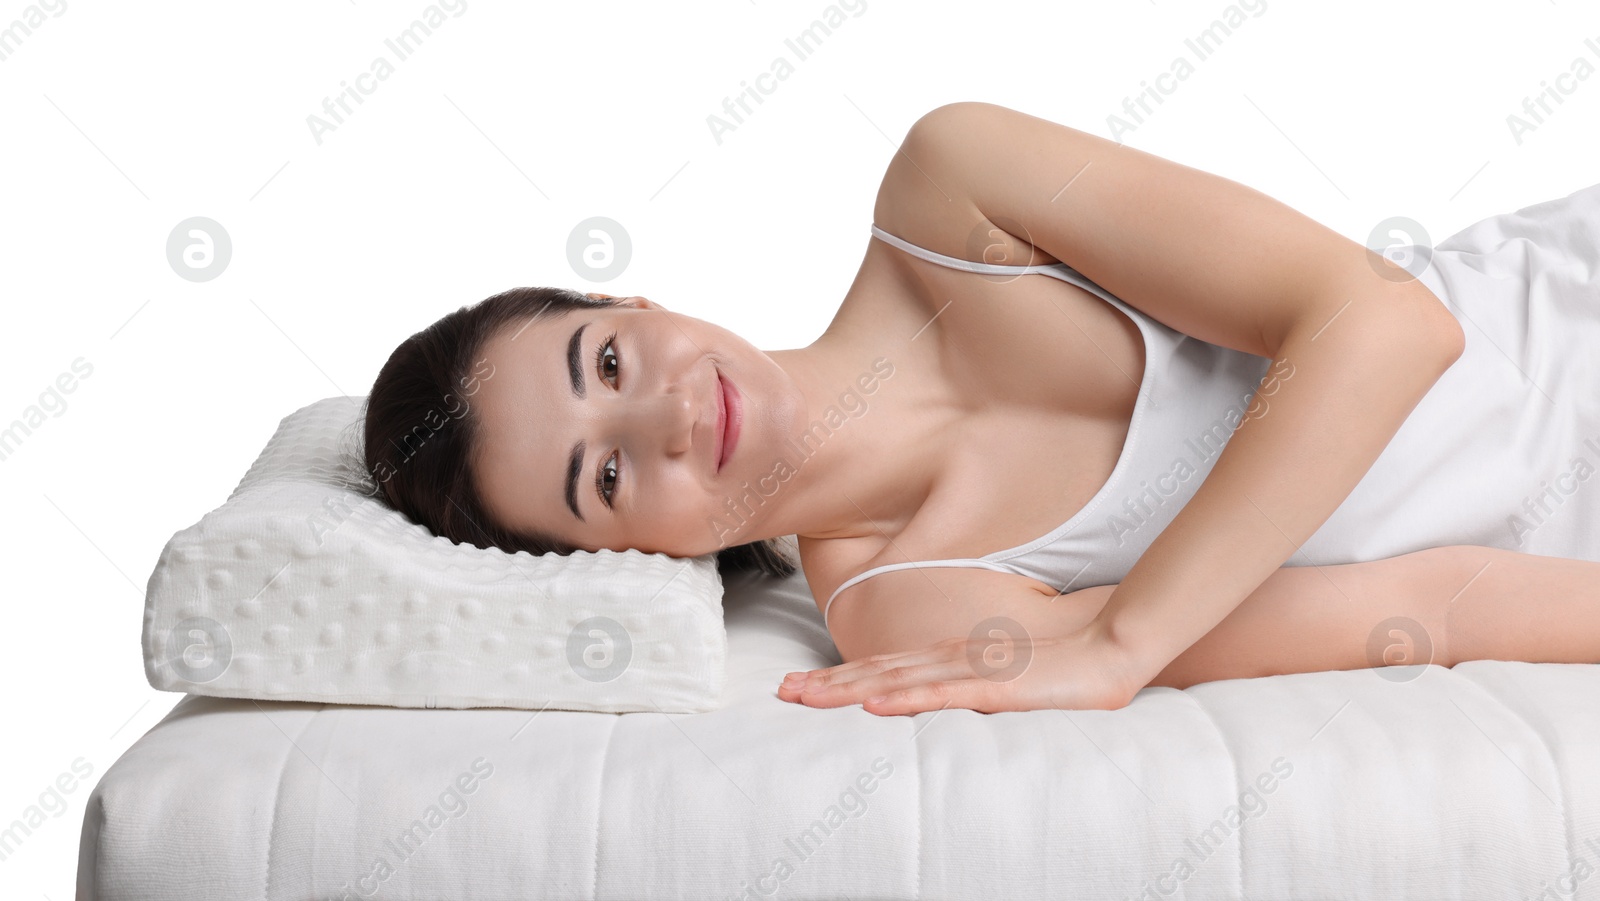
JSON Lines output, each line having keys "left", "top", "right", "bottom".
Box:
{"left": 79, "top": 560, "right": 1600, "bottom": 899}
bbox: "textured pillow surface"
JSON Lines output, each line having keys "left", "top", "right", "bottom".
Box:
{"left": 142, "top": 396, "right": 727, "bottom": 713}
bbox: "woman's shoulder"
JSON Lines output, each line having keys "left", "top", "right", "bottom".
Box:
{"left": 794, "top": 531, "right": 877, "bottom": 619}
{"left": 866, "top": 105, "right": 1062, "bottom": 272}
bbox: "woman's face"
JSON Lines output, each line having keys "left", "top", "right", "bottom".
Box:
{"left": 470, "top": 293, "right": 797, "bottom": 557}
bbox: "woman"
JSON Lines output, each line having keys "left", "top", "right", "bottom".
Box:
{"left": 363, "top": 102, "right": 1600, "bottom": 717}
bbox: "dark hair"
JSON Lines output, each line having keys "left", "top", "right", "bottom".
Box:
{"left": 361, "top": 286, "right": 797, "bottom": 580}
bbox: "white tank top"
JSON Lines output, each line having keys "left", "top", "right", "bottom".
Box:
{"left": 825, "top": 184, "right": 1600, "bottom": 629}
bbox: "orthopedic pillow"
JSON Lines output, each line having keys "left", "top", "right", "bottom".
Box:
{"left": 141, "top": 396, "right": 728, "bottom": 714}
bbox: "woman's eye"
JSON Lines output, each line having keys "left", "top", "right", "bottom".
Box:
{"left": 592, "top": 331, "right": 621, "bottom": 508}
{"left": 594, "top": 332, "right": 620, "bottom": 387}
{"left": 594, "top": 454, "right": 618, "bottom": 508}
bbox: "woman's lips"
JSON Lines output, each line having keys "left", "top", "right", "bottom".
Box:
{"left": 717, "top": 373, "right": 742, "bottom": 473}
{"left": 714, "top": 374, "right": 725, "bottom": 474}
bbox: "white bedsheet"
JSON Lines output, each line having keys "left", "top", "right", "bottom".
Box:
{"left": 79, "top": 561, "right": 1600, "bottom": 900}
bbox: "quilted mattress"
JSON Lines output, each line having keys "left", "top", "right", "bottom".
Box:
{"left": 78, "top": 558, "right": 1600, "bottom": 900}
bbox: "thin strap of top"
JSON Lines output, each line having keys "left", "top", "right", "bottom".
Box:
{"left": 870, "top": 223, "right": 1074, "bottom": 276}
{"left": 824, "top": 559, "right": 1015, "bottom": 629}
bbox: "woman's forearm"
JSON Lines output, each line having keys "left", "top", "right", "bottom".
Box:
{"left": 1441, "top": 545, "right": 1600, "bottom": 667}
{"left": 1142, "top": 543, "right": 1600, "bottom": 689}
{"left": 1097, "top": 283, "right": 1464, "bottom": 683}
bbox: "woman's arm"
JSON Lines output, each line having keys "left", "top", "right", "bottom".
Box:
{"left": 1105, "top": 317, "right": 1459, "bottom": 685}
{"left": 881, "top": 102, "right": 1466, "bottom": 688}
{"left": 1430, "top": 544, "right": 1600, "bottom": 669}
{"left": 782, "top": 544, "right": 1600, "bottom": 713}
{"left": 1149, "top": 543, "right": 1600, "bottom": 689}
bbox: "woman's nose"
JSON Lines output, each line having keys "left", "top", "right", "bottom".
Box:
{"left": 621, "top": 383, "right": 695, "bottom": 457}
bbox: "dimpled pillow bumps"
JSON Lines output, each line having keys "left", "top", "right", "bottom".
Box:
{"left": 141, "top": 396, "right": 728, "bottom": 714}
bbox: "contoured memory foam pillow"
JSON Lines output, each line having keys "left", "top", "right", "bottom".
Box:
{"left": 142, "top": 396, "right": 729, "bottom": 713}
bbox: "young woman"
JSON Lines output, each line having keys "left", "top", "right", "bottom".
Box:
{"left": 362, "top": 102, "right": 1600, "bottom": 717}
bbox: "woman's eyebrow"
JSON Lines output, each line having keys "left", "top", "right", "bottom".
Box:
{"left": 564, "top": 439, "right": 586, "bottom": 522}
{"left": 562, "top": 320, "right": 594, "bottom": 521}
{"left": 566, "top": 321, "right": 590, "bottom": 399}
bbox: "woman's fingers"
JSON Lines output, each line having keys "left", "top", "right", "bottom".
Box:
{"left": 779, "top": 624, "right": 1142, "bottom": 715}
{"left": 783, "top": 662, "right": 939, "bottom": 708}
{"left": 800, "top": 647, "right": 931, "bottom": 685}
{"left": 863, "top": 678, "right": 997, "bottom": 716}
{"left": 779, "top": 643, "right": 956, "bottom": 698}
{"left": 810, "top": 645, "right": 953, "bottom": 689}
{"left": 779, "top": 654, "right": 971, "bottom": 708}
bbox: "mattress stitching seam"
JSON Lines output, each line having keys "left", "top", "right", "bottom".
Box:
{"left": 262, "top": 704, "right": 322, "bottom": 901}
{"left": 591, "top": 712, "right": 622, "bottom": 901}
{"left": 1181, "top": 689, "right": 1246, "bottom": 899}
{"left": 1448, "top": 666, "right": 1574, "bottom": 892}
{"left": 913, "top": 713, "right": 925, "bottom": 901}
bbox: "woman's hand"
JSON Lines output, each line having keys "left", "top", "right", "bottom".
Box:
{"left": 776, "top": 618, "right": 1148, "bottom": 715}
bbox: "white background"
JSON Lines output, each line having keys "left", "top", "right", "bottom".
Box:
{"left": 2, "top": 0, "right": 1596, "bottom": 894}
